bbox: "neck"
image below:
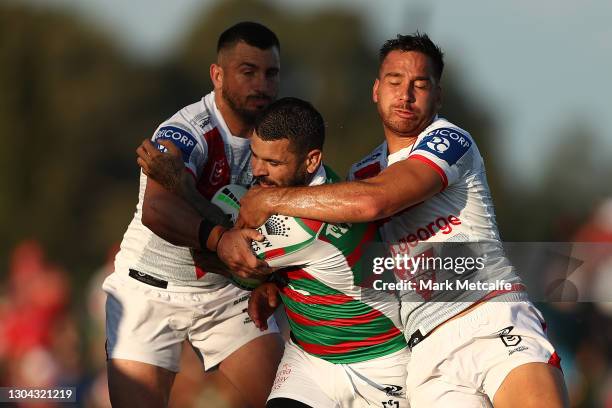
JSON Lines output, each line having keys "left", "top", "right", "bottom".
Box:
{"left": 214, "top": 92, "right": 253, "bottom": 138}
{"left": 385, "top": 130, "right": 418, "bottom": 155}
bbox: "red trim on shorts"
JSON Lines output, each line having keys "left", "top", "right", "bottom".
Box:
{"left": 409, "top": 154, "right": 449, "bottom": 188}
{"left": 195, "top": 266, "right": 206, "bottom": 279}
{"left": 548, "top": 351, "right": 562, "bottom": 371}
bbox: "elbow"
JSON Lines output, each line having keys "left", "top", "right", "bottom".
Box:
{"left": 356, "top": 194, "right": 389, "bottom": 221}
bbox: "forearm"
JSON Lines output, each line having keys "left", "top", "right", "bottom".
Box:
{"left": 268, "top": 180, "right": 385, "bottom": 223}
{"left": 260, "top": 160, "right": 441, "bottom": 223}
{"left": 142, "top": 178, "right": 203, "bottom": 248}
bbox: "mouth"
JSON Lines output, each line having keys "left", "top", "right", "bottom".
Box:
{"left": 256, "top": 178, "right": 277, "bottom": 188}
{"left": 393, "top": 108, "right": 417, "bottom": 119}
{"left": 247, "top": 95, "right": 271, "bottom": 105}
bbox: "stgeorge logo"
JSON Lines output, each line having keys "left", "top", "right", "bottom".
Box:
{"left": 426, "top": 136, "right": 450, "bottom": 153}
{"left": 382, "top": 400, "right": 400, "bottom": 408}
{"left": 497, "top": 326, "right": 522, "bottom": 347}
{"left": 209, "top": 159, "right": 225, "bottom": 185}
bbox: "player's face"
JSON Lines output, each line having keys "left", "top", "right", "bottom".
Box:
{"left": 373, "top": 50, "right": 441, "bottom": 138}
{"left": 217, "top": 42, "right": 280, "bottom": 122}
{"left": 250, "top": 133, "right": 312, "bottom": 188}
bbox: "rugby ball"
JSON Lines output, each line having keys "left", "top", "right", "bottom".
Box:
{"left": 211, "top": 184, "right": 247, "bottom": 224}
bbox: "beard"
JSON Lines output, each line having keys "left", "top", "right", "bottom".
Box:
{"left": 380, "top": 104, "right": 435, "bottom": 138}
{"left": 222, "top": 85, "right": 272, "bottom": 125}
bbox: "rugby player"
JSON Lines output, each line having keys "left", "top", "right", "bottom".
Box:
{"left": 105, "top": 22, "right": 283, "bottom": 408}
{"left": 224, "top": 34, "right": 569, "bottom": 407}
{"left": 237, "top": 97, "right": 409, "bottom": 408}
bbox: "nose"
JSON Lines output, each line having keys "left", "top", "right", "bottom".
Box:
{"left": 256, "top": 72, "right": 278, "bottom": 96}
{"left": 251, "top": 157, "right": 267, "bottom": 177}
{"left": 399, "top": 83, "right": 416, "bottom": 103}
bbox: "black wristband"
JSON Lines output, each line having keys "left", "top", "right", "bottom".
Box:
{"left": 198, "top": 219, "right": 216, "bottom": 251}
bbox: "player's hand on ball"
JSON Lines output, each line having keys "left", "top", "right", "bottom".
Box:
{"left": 236, "top": 186, "right": 276, "bottom": 228}
{"left": 248, "top": 282, "right": 280, "bottom": 331}
{"left": 136, "top": 139, "right": 184, "bottom": 193}
{"left": 217, "top": 228, "right": 273, "bottom": 278}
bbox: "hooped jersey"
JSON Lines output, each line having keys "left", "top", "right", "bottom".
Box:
{"left": 348, "top": 117, "right": 525, "bottom": 337}
{"left": 114, "top": 91, "right": 252, "bottom": 287}
{"left": 251, "top": 165, "right": 406, "bottom": 364}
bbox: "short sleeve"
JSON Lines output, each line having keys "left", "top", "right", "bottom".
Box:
{"left": 408, "top": 127, "right": 473, "bottom": 188}
{"left": 151, "top": 122, "right": 207, "bottom": 179}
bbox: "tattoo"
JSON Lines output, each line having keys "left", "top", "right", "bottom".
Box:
{"left": 148, "top": 154, "right": 184, "bottom": 193}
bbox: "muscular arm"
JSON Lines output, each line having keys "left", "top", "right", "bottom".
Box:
{"left": 141, "top": 176, "right": 203, "bottom": 248}
{"left": 237, "top": 159, "right": 443, "bottom": 227}
{"left": 137, "top": 139, "right": 231, "bottom": 228}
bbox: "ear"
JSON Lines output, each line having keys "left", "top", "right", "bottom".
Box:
{"left": 210, "top": 63, "right": 223, "bottom": 90}
{"left": 372, "top": 78, "right": 380, "bottom": 104}
{"left": 305, "top": 149, "right": 322, "bottom": 174}
{"left": 435, "top": 84, "right": 443, "bottom": 110}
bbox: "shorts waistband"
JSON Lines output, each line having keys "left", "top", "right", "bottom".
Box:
{"left": 129, "top": 269, "right": 168, "bottom": 289}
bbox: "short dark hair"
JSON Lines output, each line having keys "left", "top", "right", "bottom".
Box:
{"left": 255, "top": 97, "right": 325, "bottom": 157}
{"left": 379, "top": 32, "right": 444, "bottom": 81}
{"left": 217, "top": 21, "right": 280, "bottom": 53}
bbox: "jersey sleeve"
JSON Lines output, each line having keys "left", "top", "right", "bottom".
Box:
{"left": 251, "top": 215, "right": 325, "bottom": 268}
{"left": 151, "top": 121, "right": 207, "bottom": 179}
{"left": 408, "top": 127, "right": 473, "bottom": 188}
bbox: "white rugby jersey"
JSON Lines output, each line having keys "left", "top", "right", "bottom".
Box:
{"left": 114, "top": 91, "right": 253, "bottom": 287}
{"left": 349, "top": 117, "right": 526, "bottom": 340}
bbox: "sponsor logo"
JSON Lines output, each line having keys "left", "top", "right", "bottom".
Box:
{"left": 383, "top": 385, "right": 404, "bottom": 398}
{"left": 326, "top": 223, "right": 350, "bottom": 239}
{"left": 264, "top": 216, "right": 291, "bottom": 237}
{"left": 509, "top": 346, "right": 529, "bottom": 355}
{"left": 382, "top": 400, "right": 400, "bottom": 408}
{"left": 497, "top": 326, "right": 522, "bottom": 347}
{"left": 416, "top": 127, "right": 471, "bottom": 165}
{"left": 193, "top": 113, "right": 211, "bottom": 129}
{"left": 391, "top": 214, "right": 462, "bottom": 257}
{"left": 426, "top": 136, "right": 450, "bottom": 153}
{"left": 154, "top": 126, "right": 197, "bottom": 160}
{"left": 233, "top": 295, "right": 249, "bottom": 305}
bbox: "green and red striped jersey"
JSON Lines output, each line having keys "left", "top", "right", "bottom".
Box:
{"left": 252, "top": 165, "right": 406, "bottom": 364}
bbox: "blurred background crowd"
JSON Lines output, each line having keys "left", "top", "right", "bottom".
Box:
{"left": 0, "top": 0, "right": 611, "bottom": 406}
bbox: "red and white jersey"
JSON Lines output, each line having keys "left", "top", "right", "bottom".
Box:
{"left": 114, "top": 91, "right": 253, "bottom": 287}
{"left": 349, "top": 117, "right": 524, "bottom": 337}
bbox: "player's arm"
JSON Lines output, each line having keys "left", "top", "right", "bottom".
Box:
{"left": 137, "top": 138, "right": 231, "bottom": 228}
{"left": 237, "top": 159, "right": 443, "bottom": 228}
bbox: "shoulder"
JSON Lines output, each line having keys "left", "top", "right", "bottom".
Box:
{"left": 420, "top": 118, "right": 475, "bottom": 149}
{"left": 412, "top": 118, "right": 476, "bottom": 164}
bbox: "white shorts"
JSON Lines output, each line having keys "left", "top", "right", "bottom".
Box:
{"left": 103, "top": 270, "right": 279, "bottom": 372}
{"left": 406, "top": 301, "right": 561, "bottom": 407}
{"left": 268, "top": 339, "right": 410, "bottom": 408}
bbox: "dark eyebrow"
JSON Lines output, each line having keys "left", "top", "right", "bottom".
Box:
{"left": 239, "top": 62, "right": 257, "bottom": 69}
{"left": 413, "top": 76, "right": 432, "bottom": 81}
{"left": 384, "top": 72, "right": 403, "bottom": 79}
